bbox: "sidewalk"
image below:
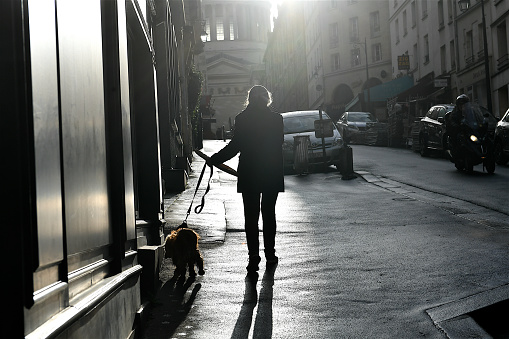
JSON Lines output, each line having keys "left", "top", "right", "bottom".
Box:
{"left": 142, "top": 140, "right": 244, "bottom": 338}
{"left": 162, "top": 141, "right": 230, "bottom": 244}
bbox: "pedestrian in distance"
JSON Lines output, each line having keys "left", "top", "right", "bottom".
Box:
{"left": 207, "top": 85, "right": 284, "bottom": 276}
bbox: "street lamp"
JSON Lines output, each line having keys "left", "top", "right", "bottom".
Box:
{"left": 352, "top": 38, "right": 371, "bottom": 113}
{"left": 458, "top": 0, "right": 492, "bottom": 113}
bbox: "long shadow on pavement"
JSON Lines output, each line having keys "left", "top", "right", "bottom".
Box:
{"left": 143, "top": 274, "right": 201, "bottom": 339}
{"left": 231, "top": 264, "right": 277, "bottom": 339}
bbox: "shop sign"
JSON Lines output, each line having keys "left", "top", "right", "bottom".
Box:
{"left": 434, "top": 78, "right": 448, "bottom": 87}
{"left": 398, "top": 55, "right": 410, "bottom": 70}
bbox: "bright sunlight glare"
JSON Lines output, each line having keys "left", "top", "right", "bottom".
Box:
{"left": 270, "top": 1, "right": 282, "bottom": 30}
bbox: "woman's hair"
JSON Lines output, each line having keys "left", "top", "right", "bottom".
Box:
{"left": 245, "top": 85, "right": 272, "bottom": 107}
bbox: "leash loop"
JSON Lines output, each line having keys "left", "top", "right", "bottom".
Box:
{"left": 184, "top": 163, "right": 213, "bottom": 222}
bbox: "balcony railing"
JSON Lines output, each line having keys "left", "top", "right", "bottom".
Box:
{"left": 477, "top": 49, "right": 485, "bottom": 61}
{"left": 497, "top": 54, "right": 509, "bottom": 71}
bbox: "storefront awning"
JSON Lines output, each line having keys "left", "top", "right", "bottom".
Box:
{"left": 364, "top": 75, "right": 414, "bottom": 102}
{"left": 394, "top": 72, "right": 436, "bottom": 102}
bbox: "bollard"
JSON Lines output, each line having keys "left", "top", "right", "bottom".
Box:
{"left": 339, "top": 146, "right": 356, "bottom": 180}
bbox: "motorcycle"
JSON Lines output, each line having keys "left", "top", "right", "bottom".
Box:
{"left": 446, "top": 102, "right": 496, "bottom": 174}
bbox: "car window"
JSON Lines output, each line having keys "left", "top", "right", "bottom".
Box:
{"left": 430, "top": 107, "right": 439, "bottom": 120}
{"left": 504, "top": 111, "right": 509, "bottom": 122}
{"left": 283, "top": 116, "right": 319, "bottom": 134}
{"left": 436, "top": 107, "right": 446, "bottom": 119}
{"left": 426, "top": 108, "right": 434, "bottom": 119}
{"left": 349, "top": 113, "right": 376, "bottom": 122}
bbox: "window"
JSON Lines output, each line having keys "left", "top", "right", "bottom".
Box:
{"left": 440, "top": 44, "right": 446, "bottom": 74}
{"left": 450, "top": 40, "right": 456, "bottom": 70}
{"left": 466, "top": 30, "right": 474, "bottom": 63}
{"left": 411, "top": 1, "right": 416, "bottom": 27}
{"left": 351, "top": 48, "right": 361, "bottom": 67}
{"left": 413, "top": 44, "right": 419, "bottom": 69}
{"left": 496, "top": 22, "right": 508, "bottom": 71}
{"left": 331, "top": 53, "right": 340, "bottom": 70}
{"left": 430, "top": 108, "right": 438, "bottom": 120}
{"left": 395, "top": 18, "right": 400, "bottom": 43}
{"left": 331, "top": 0, "right": 338, "bottom": 8}
{"left": 448, "top": 0, "right": 453, "bottom": 22}
{"left": 422, "top": 0, "right": 428, "bottom": 18}
{"left": 478, "top": 23, "right": 484, "bottom": 58}
{"left": 373, "top": 43, "right": 382, "bottom": 62}
{"left": 229, "top": 22, "right": 235, "bottom": 40}
{"left": 205, "top": 18, "right": 210, "bottom": 41}
{"left": 437, "top": 107, "right": 447, "bottom": 120}
{"left": 349, "top": 17, "right": 359, "bottom": 42}
{"left": 413, "top": 43, "right": 418, "bottom": 69}
{"left": 438, "top": 0, "right": 444, "bottom": 28}
{"left": 330, "top": 23, "right": 339, "bottom": 48}
{"left": 216, "top": 18, "right": 224, "bottom": 41}
{"left": 424, "top": 34, "right": 430, "bottom": 63}
{"left": 370, "top": 11, "right": 380, "bottom": 36}
{"left": 403, "top": 10, "right": 408, "bottom": 36}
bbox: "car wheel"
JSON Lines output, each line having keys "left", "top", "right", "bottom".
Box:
{"left": 494, "top": 141, "right": 508, "bottom": 165}
{"left": 454, "top": 161, "right": 463, "bottom": 171}
{"left": 419, "top": 135, "right": 429, "bottom": 157}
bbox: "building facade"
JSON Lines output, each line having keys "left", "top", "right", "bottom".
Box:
{"left": 390, "top": 0, "right": 509, "bottom": 119}
{"left": 269, "top": 0, "right": 508, "bottom": 123}
{"left": 196, "top": 0, "right": 272, "bottom": 136}
{"left": 3, "top": 0, "right": 203, "bottom": 337}
{"left": 264, "top": 1, "right": 309, "bottom": 112}
{"left": 490, "top": 0, "right": 509, "bottom": 117}
{"left": 455, "top": 0, "right": 509, "bottom": 118}
{"left": 302, "top": 0, "right": 393, "bottom": 121}
{"left": 486, "top": 0, "right": 509, "bottom": 118}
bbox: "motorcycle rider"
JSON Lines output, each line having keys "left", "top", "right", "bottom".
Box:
{"left": 445, "top": 94, "right": 470, "bottom": 156}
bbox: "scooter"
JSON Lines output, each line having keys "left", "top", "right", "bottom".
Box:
{"left": 446, "top": 102, "right": 496, "bottom": 174}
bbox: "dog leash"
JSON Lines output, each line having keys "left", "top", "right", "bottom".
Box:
{"left": 183, "top": 163, "right": 213, "bottom": 225}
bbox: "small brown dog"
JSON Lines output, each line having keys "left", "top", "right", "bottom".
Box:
{"left": 164, "top": 227, "right": 205, "bottom": 279}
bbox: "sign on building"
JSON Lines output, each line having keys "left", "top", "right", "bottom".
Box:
{"left": 434, "top": 78, "right": 448, "bottom": 87}
{"left": 397, "top": 55, "right": 410, "bottom": 70}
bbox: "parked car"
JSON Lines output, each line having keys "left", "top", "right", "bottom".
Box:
{"left": 495, "top": 108, "right": 509, "bottom": 165}
{"left": 281, "top": 110, "right": 344, "bottom": 171}
{"left": 418, "top": 103, "right": 498, "bottom": 157}
{"left": 336, "top": 111, "right": 388, "bottom": 145}
{"left": 417, "top": 104, "right": 455, "bottom": 157}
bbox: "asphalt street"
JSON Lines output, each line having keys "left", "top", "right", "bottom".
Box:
{"left": 143, "top": 140, "right": 509, "bottom": 339}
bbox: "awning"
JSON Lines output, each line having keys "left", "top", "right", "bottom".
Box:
{"left": 394, "top": 72, "right": 435, "bottom": 102}
{"left": 364, "top": 75, "right": 414, "bottom": 102}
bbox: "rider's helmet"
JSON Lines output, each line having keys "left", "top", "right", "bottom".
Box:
{"left": 455, "top": 94, "right": 470, "bottom": 106}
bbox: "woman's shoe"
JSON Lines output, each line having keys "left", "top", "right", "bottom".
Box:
{"left": 246, "top": 255, "right": 261, "bottom": 273}
{"left": 266, "top": 255, "right": 278, "bottom": 265}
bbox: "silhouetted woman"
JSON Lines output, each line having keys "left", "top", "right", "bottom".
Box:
{"left": 208, "top": 85, "right": 284, "bottom": 275}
